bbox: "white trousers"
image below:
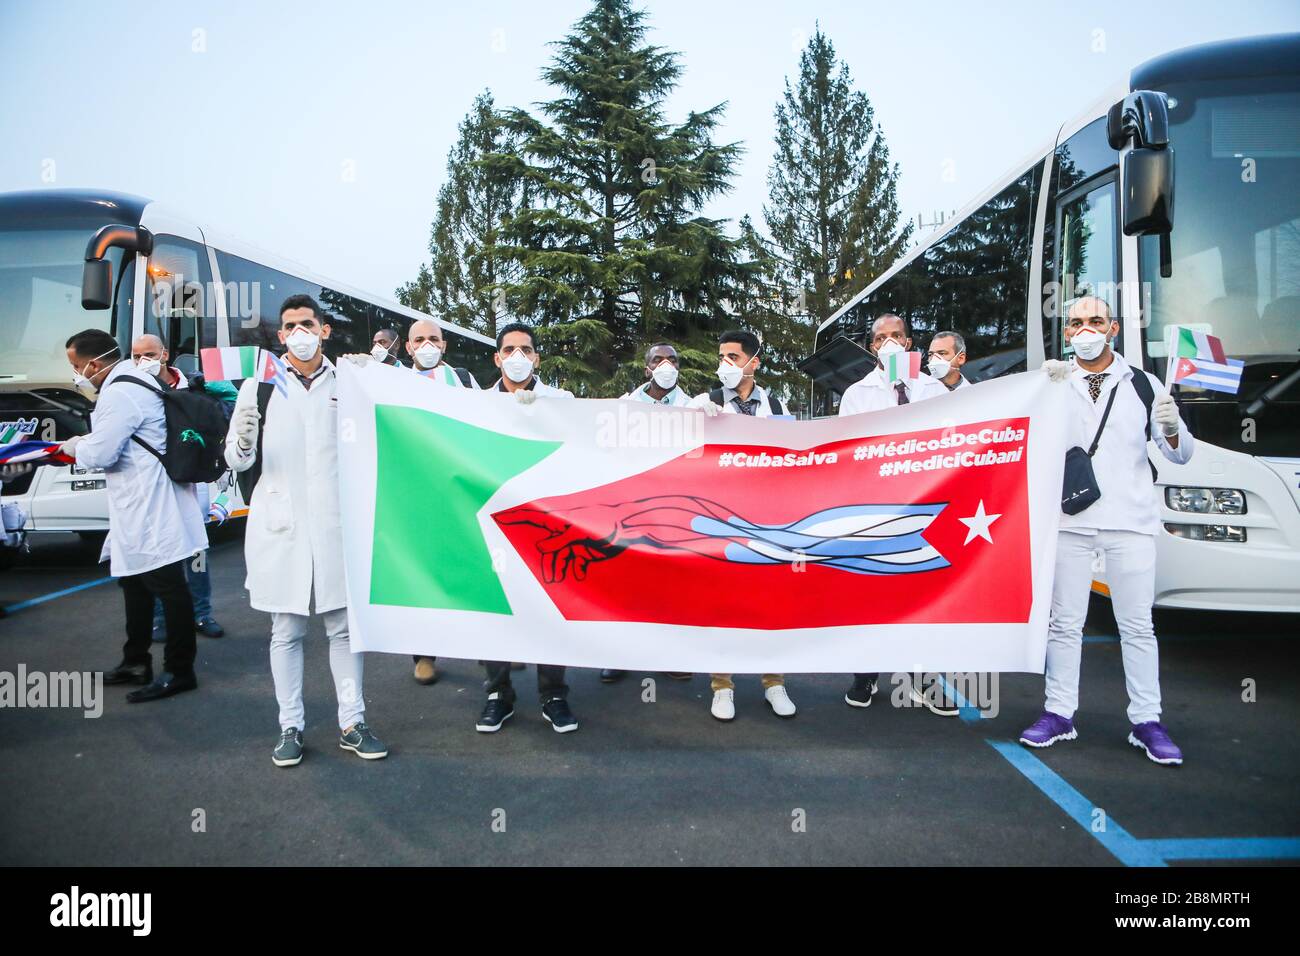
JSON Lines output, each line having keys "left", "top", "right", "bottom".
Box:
{"left": 1045, "top": 529, "right": 1162, "bottom": 725}
{"left": 269, "top": 607, "right": 365, "bottom": 732}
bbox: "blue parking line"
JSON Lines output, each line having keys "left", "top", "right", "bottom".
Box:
{"left": 1, "top": 576, "right": 114, "bottom": 615}
{"left": 1145, "top": 837, "right": 1300, "bottom": 861}
{"left": 986, "top": 739, "right": 1167, "bottom": 866}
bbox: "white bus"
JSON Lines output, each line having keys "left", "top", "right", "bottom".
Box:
{"left": 802, "top": 34, "right": 1300, "bottom": 614}
{"left": 0, "top": 190, "right": 497, "bottom": 554}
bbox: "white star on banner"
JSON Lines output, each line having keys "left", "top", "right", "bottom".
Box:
{"left": 958, "top": 500, "right": 1001, "bottom": 545}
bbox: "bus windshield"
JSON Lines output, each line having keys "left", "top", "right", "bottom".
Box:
{"left": 1141, "top": 75, "right": 1300, "bottom": 388}
{"left": 0, "top": 220, "right": 130, "bottom": 391}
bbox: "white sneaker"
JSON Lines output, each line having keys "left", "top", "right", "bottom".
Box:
{"left": 765, "top": 684, "right": 797, "bottom": 718}
{"left": 710, "top": 688, "right": 735, "bottom": 721}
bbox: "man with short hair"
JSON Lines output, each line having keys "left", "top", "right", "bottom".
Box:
{"left": 371, "top": 328, "right": 404, "bottom": 367}
{"left": 689, "top": 330, "right": 798, "bottom": 721}
{"left": 59, "top": 329, "right": 207, "bottom": 702}
{"left": 836, "top": 314, "right": 954, "bottom": 714}
{"left": 477, "top": 322, "right": 579, "bottom": 734}
{"left": 225, "top": 295, "right": 387, "bottom": 767}
{"left": 131, "top": 334, "right": 224, "bottom": 640}
{"left": 927, "top": 330, "right": 971, "bottom": 391}
{"left": 1022, "top": 296, "right": 1193, "bottom": 765}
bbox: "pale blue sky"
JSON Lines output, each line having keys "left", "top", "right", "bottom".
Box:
{"left": 2, "top": 0, "right": 1297, "bottom": 301}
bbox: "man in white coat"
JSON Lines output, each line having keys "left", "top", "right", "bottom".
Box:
{"left": 926, "top": 330, "right": 972, "bottom": 392}
{"left": 59, "top": 329, "right": 207, "bottom": 703}
{"left": 836, "top": 314, "right": 955, "bottom": 714}
{"left": 225, "top": 294, "right": 387, "bottom": 768}
{"left": 1022, "top": 296, "right": 1193, "bottom": 765}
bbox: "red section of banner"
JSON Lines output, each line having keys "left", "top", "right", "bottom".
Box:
{"left": 493, "top": 417, "right": 1034, "bottom": 629}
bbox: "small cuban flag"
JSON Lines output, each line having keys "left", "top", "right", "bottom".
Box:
{"left": 1165, "top": 326, "right": 1243, "bottom": 395}
{"left": 880, "top": 350, "right": 922, "bottom": 384}
{"left": 201, "top": 346, "right": 288, "bottom": 396}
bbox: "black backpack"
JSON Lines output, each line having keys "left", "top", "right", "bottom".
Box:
{"left": 235, "top": 381, "right": 276, "bottom": 505}
{"left": 110, "top": 376, "right": 230, "bottom": 484}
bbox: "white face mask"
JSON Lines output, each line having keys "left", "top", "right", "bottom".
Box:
{"left": 876, "top": 338, "right": 905, "bottom": 358}
{"left": 371, "top": 343, "right": 392, "bottom": 363}
{"left": 1071, "top": 329, "right": 1108, "bottom": 361}
{"left": 414, "top": 343, "right": 442, "bottom": 369}
{"left": 286, "top": 329, "right": 321, "bottom": 361}
{"left": 72, "top": 348, "right": 119, "bottom": 399}
{"left": 928, "top": 356, "right": 952, "bottom": 380}
{"left": 651, "top": 362, "right": 679, "bottom": 390}
{"left": 716, "top": 361, "right": 744, "bottom": 390}
{"left": 135, "top": 357, "right": 162, "bottom": 378}
{"left": 502, "top": 351, "right": 534, "bottom": 383}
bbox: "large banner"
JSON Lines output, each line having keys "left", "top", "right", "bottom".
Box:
{"left": 337, "top": 365, "right": 1070, "bottom": 674}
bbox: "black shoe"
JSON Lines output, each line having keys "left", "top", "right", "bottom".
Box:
{"left": 195, "top": 616, "right": 224, "bottom": 638}
{"left": 273, "top": 728, "right": 304, "bottom": 767}
{"left": 103, "top": 661, "right": 153, "bottom": 686}
{"left": 599, "top": 668, "right": 626, "bottom": 683}
{"left": 845, "top": 676, "right": 877, "bottom": 708}
{"left": 542, "top": 697, "right": 578, "bottom": 733}
{"left": 126, "top": 671, "right": 197, "bottom": 703}
{"left": 476, "top": 693, "right": 514, "bottom": 733}
{"left": 909, "top": 674, "right": 961, "bottom": 717}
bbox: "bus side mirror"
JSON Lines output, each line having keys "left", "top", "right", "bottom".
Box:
{"left": 82, "top": 259, "right": 113, "bottom": 310}
{"left": 1122, "top": 145, "right": 1174, "bottom": 236}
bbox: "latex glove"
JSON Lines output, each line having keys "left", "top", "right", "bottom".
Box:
{"left": 1042, "top": 359, "right": 1070, "bottom": 383}
{"left": 514, "top": 388, "right": 537, "bottom": 405}
{"left": 59, "top": 435, "right": 83, "bottom": 460}
{"left": 1154, "top": 392, "right": 1181, "bottom": 437}
{"left": 699, "top": 401, "right": 723, "bottom": 417}
{"left": 232, "top": 404, "right": 260, "bottom": 447}
{"left": 1, "top": 462, "right": 34, "bottom": 482}
{"left": 341, "top": 352, "right": 372, "bottom": 367}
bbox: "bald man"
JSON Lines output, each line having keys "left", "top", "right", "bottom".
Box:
{"left": 131, "top": 334, "right": 183, "bottom": 390}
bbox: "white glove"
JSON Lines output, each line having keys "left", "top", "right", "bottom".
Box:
{"left": 233, "top": 404, "right": 260, "bottom": 447}
{"left": 1, "top": 462, "right": 34, "bottom": 482}
{"left": 341, "top": 352, "right": 371, "bottom": 367}
{"left": 700, "top": 401, "right": 723, "bottom": 417}
{"left": 1042, "top": 359, "right": 1070, "bottom": 383}
{"left": 1154, "top": 393, "right": 1180, "bottom": 437}
{"left": 514, "top": 388, "right": 537, "bottom": 405}
{"left": 59, "top": 435, "right": 83, "bottom": 459}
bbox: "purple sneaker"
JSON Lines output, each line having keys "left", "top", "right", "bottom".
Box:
{"left": 1128, "top": 721, "right": 1184, "bottom": 766}
{"left": 1018, "top": 711, "right": 1077, "bottom": 748}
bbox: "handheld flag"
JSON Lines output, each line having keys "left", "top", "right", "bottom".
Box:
{"left": 0, "top": 440, "right": 76, "bottom": 467}
{"left": 881, "top": 351, "right": 922, "bottom": 383}
{"left": 201, "top": 346, "right": 261, "bottom": 382}
{"left": 257, "top": 349, "right": 289, "bottom": 397}
{"left": 1165, "top": 327, "right": 1243, "bottom": 395}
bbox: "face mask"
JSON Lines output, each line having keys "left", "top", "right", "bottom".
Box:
{"left": 651, "top": 363, "right": 679, "bottom": 390}
{"left": 371, "top": 344, "right": 392, "bottom": 363}
{"left": 502, "top": 351, "right": 534, "bottom": 383}
{"left": 414, "top": 343, "right": 442, "bottom": 369}
{"left": 72, "top": 349, "right": 119, "bottom": 399}
{"left": 716, "top": 361, "right": 744, "bottom": 390}
{"left": 876, "top": 339, "right": 905, "bottom": 358}
{"left": 286, "top": 329, "right": 321, "bottom": 361}
{"left": 928, "top": 356, "right": 951, "bottom": 380}
{"left": 1071, "top": 329, "right": 1108, "bottom": 361}
{"left": 135, "top": 357, "right": 162, "bottom": 378}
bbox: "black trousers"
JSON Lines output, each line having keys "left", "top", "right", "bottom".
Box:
{"left": 484, "top": 662, "right": 567, "bottom": 705}
{"left": 120, "top": 559, "right": 196, "bottom": 678}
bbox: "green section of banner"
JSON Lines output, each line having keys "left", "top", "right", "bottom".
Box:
{"left": 369, "top": 404, "right": 561, "bottom": 614}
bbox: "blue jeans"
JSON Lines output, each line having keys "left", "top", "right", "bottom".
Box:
{"left": 153, "top": 554, "right": 211, "bottom": 628}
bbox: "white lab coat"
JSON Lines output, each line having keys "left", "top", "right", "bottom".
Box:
{"left": 491, "top": 378, "right": 575, "bottom": 399}
{"left": 72, "top": 361, "right": 206, "bottom": 577}
{"left": 623, "top": 382, "right": 692, "bottom": 405}
{"left": 225, "top": 357, "right": 346, "bottom": 615}
{"left": 1060, "top": 352, "right": 1193, "bottom": 536}
{"left": 688, "top": 383, "right": 791, "bottom": 417}
{"left": 837, "top": 367, "right": 948, "bottom": 415}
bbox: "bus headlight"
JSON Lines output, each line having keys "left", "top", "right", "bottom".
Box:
{"left": 1164, "top": 523, "right": 1247, "bottom": 542}
{"left": 1164, "top": 486, "right": 1246, "bottom": 515}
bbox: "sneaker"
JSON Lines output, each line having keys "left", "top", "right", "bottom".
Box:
{"left": 195, "top": 616, "right": 224, "bottom": 638}
{"left": 908, "top": 674, "right": 960, "bottom": 717}
{"left": 1128, "top": 721, "right": 1184, "bottom": 766}
{"left": 273, "top": 728, "right": 303, "bottom": 767}
{"left": 765, "top": 684, "right": 797, "bottom": 717}
{"left": 476, "top": 692, "right": 514, "bottom": 733}
{"left": 711, "top": 688, "right": 735, "bottom": 721}
{"left": 541, "top": 697, "right": 578, "bottom": 733}
{"left": 844, "top": 675, "right": 877, "bottom": 708}
{"left": 338, "top": 721, "right": 388, "bottom": 760}
{"left": 413, "top": 656, "right": 439, "bottom": 685}
{"left": 599, "top": 668, "right": 626, "bottom": 683}
{"left": 1018, "top": 711, "right": 1077, "bottom": 748}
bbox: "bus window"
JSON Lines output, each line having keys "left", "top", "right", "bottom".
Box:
{"left": 1056, "top": 180, "right": 1119, "bottom": 356}
{"left": 144, "top": 236, "right": 214, "bottom": 378}
{"left": 216, "top": 250, "right": 322, "bottom": 354}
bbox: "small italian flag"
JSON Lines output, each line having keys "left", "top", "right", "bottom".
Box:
{"left": 1165, "top": 326, "right": 1242, "bottom": 395}
{"left": 881, "top": 350, "right": 922, "bottom": 383}
{"left": 200, "top": 346, "right": 288, "bottom": 393}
